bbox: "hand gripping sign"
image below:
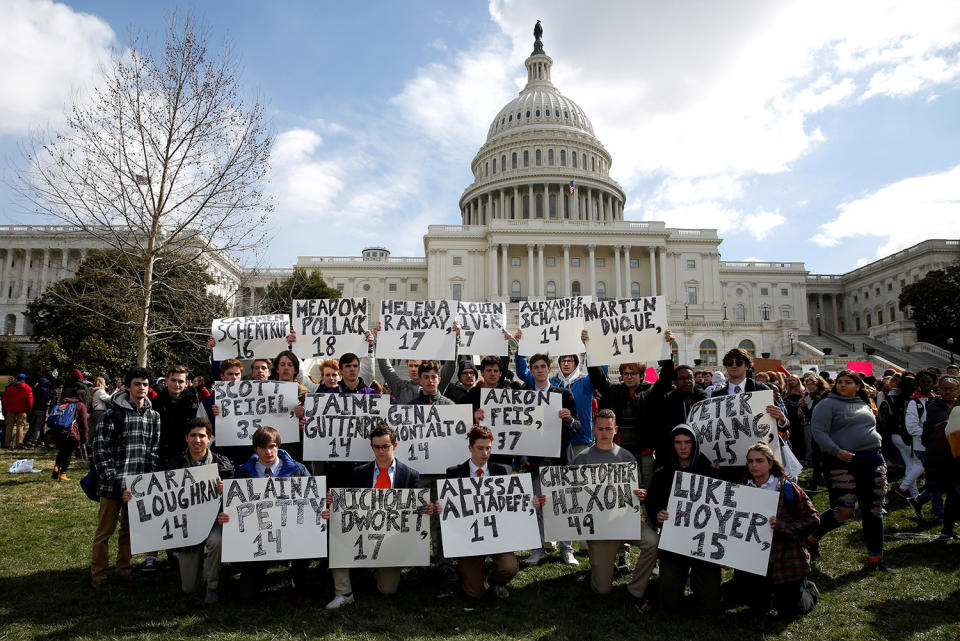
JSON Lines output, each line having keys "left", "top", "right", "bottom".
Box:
{"left": 211, "top": 314, "right": 290, "bottom": 361}
{"left": 583, "top": 296, "right": 667, "bottom": 366}
{"left": 291, "top": 298, "right": 369, "bottom": 361}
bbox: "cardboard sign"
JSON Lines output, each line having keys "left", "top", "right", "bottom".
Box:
{"left": 539, "top": 462, "right": 644, "bottom": 541}
{"left": 479, "top": 388, "right": 563, "bottom": 458}
{"left": 946, "top": 405, "right": 960, "bottom": 458}
{"left": 387, "top": 404, "right": 473, "bottom": 474}
{"left": 292, "top": 298, "right": 368, "bottom": 361}
{"left": 437, "top": 473, "right": 540, "bottom": 557}
{"left": 211, "top": 314, "right": 290, "bottom": 361}
{"left": 846, "top": 361, "right": 874, "bottom": 376}
{"left": 328, "top": 488, "right": 431, "bottom": 568}
{"left": 376, "top": 299, "right": 457, "bottom": 360}
{"left": 752, "top": 358, "right": 783, "bottom": 374}
{"left": 213, "top": 381, "right": 301, "bottom": 447}
{"left": 456, "top": 301, "right": 509, "bottom": 356}
{"left": 517, "top": 296, "right": 591, "bottom": 357}
{"left": 687, "top": 390, "right": 781, "bottom": 466}
{"left": 221, "top": 476, "right": 327, "bottom": 562}
{"left": 302, "top": 393, "right": 390, "bottom": 462}
{"left": 583, "top": 296, "right": 667, "bottom": 366}
{"left": 126, "top": 464, "right": 221, "bottom": 555}
{"left": 658, "top": 471, "right": 779, "bottom": 575}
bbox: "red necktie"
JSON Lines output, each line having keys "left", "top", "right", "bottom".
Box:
{"left": 476, "top": 468, "right": 483, "bottom": 477}
{"left": 375, "top": 467, "right": 391, "bottom": 489}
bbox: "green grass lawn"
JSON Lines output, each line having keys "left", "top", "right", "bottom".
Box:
{"left": 1, "top": 448, "right": 957, "bottom": 641}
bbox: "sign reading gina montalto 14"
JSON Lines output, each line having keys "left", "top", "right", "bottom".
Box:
{"left": 479, "top": 388, "right": 563, "bottom": 458}
{"left": 328, "top": 487, "right": 431, "bottom": 568}
{"left": 539, "top": 462, "right": 644, "bottom": 541}
{"left": 302, "top": 393, "right": 389, "bottom": 462}
{"left": 517, "top": 296, "right": 590, "bottom": 357}
{"left": 387, "top": 404, "right": 473, "bottom": 474}
{"left": 213, "top": 381, "right": 301, "bottom": 447}
{"left": 456, "top": 301, "right": 508, "bottom": 356}
{"left": 291, "top": 298, "right": 368, "bottom": 361}
{"left": 211, "top": 314, "right": 290, "bottom": 361}
{"left": 583, "top": 296, "right": 667, "bottom": 366}
{"left": 687, "top": 390, "right": 781, "bottom": 467}
{"left": 376, "top": 299, "right": 457, "bottom": 360}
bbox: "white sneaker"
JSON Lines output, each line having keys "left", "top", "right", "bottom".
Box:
{"left": 325, "top": 594, "right": 355, "bottom": 609}
{"left": 524, "top": 549, "right": 545, "bottom": 566}
{"left": 493, "top": 584, "right": 510, "bottom": 599}
{"left": 560, "top": 548, "right": 580, "bottom": 567}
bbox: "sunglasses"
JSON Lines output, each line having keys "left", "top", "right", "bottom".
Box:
{"left": 723, "top": 359, "right": 746, "bottom": 367}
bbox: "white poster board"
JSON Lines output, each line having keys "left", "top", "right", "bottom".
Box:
{"left": 221, "top": 476, "right": 327, "bottom": 562}
{"left": 376, "top": 299, "right": 457, "bottom": 361}
{"left": 126, "top": 464, "right": 221, "bottom": 554}
{"left": 213, "top": 381, "right": 301, "bottom": 447}
{"left": 437, "top": 473, "right": 541, "bottom": 557}
{"left": 328, "top": 487, "right": 431, "bottom": 568}
{"left": 291, "top": 298, "right": 368, "bottom": 361}
{"left": 479, "top": 388, "right": 563, "bottom": 458}
{"left": 658, "top": 471, "right": 778, "bottom": 576}
{"left": 211, "top": 314, "right": 290, "bottom": 361}
{"left": 387, "top": 404, "right": 473, "bottom": 474}
{"left": 517, "top": 297, "right": 590, "bottom": 357}
{"left": 584, "top": 296, "right": 667, "bottom": 366}
{"left": 687, "top": 391, "right": 781, "bottom": 466}
{"left": 456, "top": 301, "right": 509, "bottom": 356}
{"left": 539, "top": 462, "right": 644, "bottom": 541}
{"left": 302, "top": 393, "right": 390, "bottom": 462}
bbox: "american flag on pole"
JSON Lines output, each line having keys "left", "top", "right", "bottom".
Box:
{"left": 569, "top": 180, "right": 575, "bottom": 195}
{"left": 134, "top": 174, "right": 150, "bottom": 186}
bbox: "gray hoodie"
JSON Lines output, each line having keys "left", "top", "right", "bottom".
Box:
{"left": 811, "top": 393, "right": 881, "bottom": 456}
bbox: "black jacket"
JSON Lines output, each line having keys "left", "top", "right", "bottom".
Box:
{"left": 646, "top": 424, "right": 718, "bottom": 523}
{"left": 351, "top": 459, "right": 421, "bottom": 489}
{"left": 153, "top": 388, "right": 201, "bottom": 461}
{"left": 588, "top": 360, "right": 674, "bottom": 454}
{"left": 162, "top": 448, "right": 234, "bottom": 479}
{"left": 709, "top": 377, "right": 770, "bottom": 397}
{"left": 654, "top": 386, "right": 708, "bottom": 456}
{"left": 445, "top": 460, "right": 511, "bottom": 478}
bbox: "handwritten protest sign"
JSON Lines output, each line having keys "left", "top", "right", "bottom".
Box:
{"left": 539, "top": 462, "right": 643, "bottom": 541}
{"left": 583, "top": 296, "right": 667, "bottom": 366}
{"left": 221, "top": 476, "right": 327, "bottom": 562}
{"left": 517, "top": 296, "right": 590, "bottom": 357}
{"left": 687, "top": 390, "right": 781, "bottom": 466}
{"left": 302, "top": 393, "right": 390, "bottom": 461}
{"left": 437, "top": 473, "right": 540, "bottom": 557}
{"left": 387, "top": 404, "right": 473, "bottom": 474}
{"left": 479, "top": 388, "right": 563, "bottom": 458}
{"left": 846, "top": 361, "right": 874, "bottom": 376}
{"left": 292, "top": 298, "right": 368, "bottom": 361}
{"left": 211, "top": 314, "right": 290, "bottom": 361}
{"left": 126, "top": 464, "right": 221, "bottom": 554}
{"left": 328, "top": 488, "right": 431, "bottom": 568}
{"left": 658, "top": 471, "right": 778, "bottom": 575}
{"left": 456, "top": 301, "right": 508, "bottom": 356}
{"left": 376, "top": 299, "right": 457, "bottom": 361}
{"left": 213, "top": 381, "right": 301, "bottom": 447}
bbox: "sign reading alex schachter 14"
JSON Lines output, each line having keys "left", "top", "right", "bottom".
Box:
{"left": 328, "top": 488, "right": 431, "bottom": 569}
{"left": 376, "top": 299, "right": 457, "bottom": 361}
{"left": 291, "top": 298, "right": 369, "bottom": 361}
{"left": 211, "top": 314, "right": 290, "bottom": 361}
{"left": 517, "top": 296, "right": 590, "bottom": 357}
{"left": 213, "top": 381, "right": 301, "bottom": 448}
{"left": 539, "top": 462, "right": 644, "bottom": 541}
{"left": 583, "top": 296, "right": 667, "bottom": 366}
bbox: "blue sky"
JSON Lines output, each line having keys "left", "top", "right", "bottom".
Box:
{"left": 2, "top": 0, "right": 959, "bottom": 274}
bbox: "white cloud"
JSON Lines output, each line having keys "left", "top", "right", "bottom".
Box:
{"left": 742, "top": 211, "right": 787, "bottom": 240}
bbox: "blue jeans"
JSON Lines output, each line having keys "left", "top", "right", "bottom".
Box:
{"left": 915, "top": 451, "right": 945, "bottom": 518}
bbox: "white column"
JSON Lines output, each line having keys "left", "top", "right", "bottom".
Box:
{"left": 613, "top": 245, "right": 622, "bottom": 298}
{"left": 527, "top": 244, "right": 535, "bottom": 298}
{"left": 543, "top": 183, "right": 549, "bottom": 218}
{"left": 40, "top": 249, "right": 49, "bottom": 292}
{"left": 560, "top": 184, "right": 566, "bottom": 219}
{"left": 649, "top": 247, "right": 658, "bottom": 296}
{"left": 499, "top": 191, "right": 505, "bottom": 221}
{"left": 500, "top": 243, "right": 509, "bottom": 298}
{"left": 488, "top": 245, "right": 498, "bottom": 298}
{"left": 528, "top": 185, "right": 534, "bottom": 218}
{"left": 572, "top": 188, "right": 579, "bottom": 220}
{"left": 588, "top": 245, "right": 596, "bottom": 296}
{"left": 658, "top": 248, "right": 667, "bottom": 302}
{"left": 598, "top": 192, "right": 605, "bottom": 223}
{"left": 513, "top": 187, "right": 519, "bottom": 219}
{"left": 487, "top": 192, "right": 493, "bottom": 224}
{"left": 623, "top": 245, "right": 632, "bottom": 297}
{"left": 563, "top": 244, "right": 571, "bottom": 296}
{"left": 537, "top": 244, "right": 545, "bottom": 297}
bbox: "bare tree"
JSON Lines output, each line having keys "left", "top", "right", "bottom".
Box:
{"left": 19, "top": 13, "right": 272, "bottom": 367}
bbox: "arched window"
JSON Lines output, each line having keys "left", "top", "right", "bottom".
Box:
{"left": 699, "top": 339, "right": 718, "bottom": 366}
{"left": 535, "top": 149, "right": 542, "bottom": 166}
{"left": 596, "top": 281, "right": 606, "bottom": 300}
{"left": 631, "top": 282, "right": 640, "bottom": 298}
{"left": 546, "top": 281, "right": 556, "bottom": 299}
{"left": 572, "top": 151, "right": 577, "bottom": 168}
{"left": 888, "top": 304, "right": 896, "bottom": 322}
{"left": 4, "top": 314, "right": 16, "bottom": 335}
{"left": 572, "top": 280, "right": 581, "bottom": 296}
{"left": 523, "top": 150, "right": 529, "bottom": 167}
{"left": 548, "top": 149, "right": 554, "bottom": 165}
{"left": 735, "top": 303, "right": 746, "bottom": 322}
{"left": 582, "top": 153, "right": 587, "bottom": 168}
{"left": 560, "top": 150, "right": 566, "bottom": 166}
{"left": 549, "top": 194, "right": 557, "bottom": 218}
{"left": 511, "top": 280, "right": 522, "bottom": 302}
{"left": 485, "top": 161, "right": 488, "bottom": 176}
{"left": 512, "top": 152, "right": 517, "bottom": 169}
{"left": 670, "top": 340, "right": 679, "bottom": 363}
{"left": 535, "top": 194, "right": 543, "bottom": 218}
{"left": 591, "top": 156, "right": 596, "bottom": 171}
{"left": 492, "top": 158, "right": 496, "bottom": 173}
{"left": 738, "top": 339, "right": 756, "bottom": 358}
{"left": 522, "top": 195, "right": 530, "bottom": 219}
{"left": 501, "top": 154, "right": 506, "bottom": 171}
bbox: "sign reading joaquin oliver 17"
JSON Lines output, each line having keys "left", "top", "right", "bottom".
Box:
{"left": 302, "top": 393, "right": 390, "bottom": 462}
{"left": 456, "top": 301, "right": 508, "bottom": 356}
{"left": 213, "top": 381, "right": 301, "bottom": 447}
{"left": 211, "top": 314, "right": 290, "bottom": 361}
{"left": 479, "top": 388, "right": 563, "bottom": 458}
{"left": 584, "top": 296, "right": 667, "bottom": 366}
{"left": 657, "top": 471, "right": 778, "bottom": 575}
{"left": 291, "top": 298, "right": 368, "bottom": 361}
{"left": 126, "top": 464, "right": 221, "bottom": 554}
{"left": 388, "top": 404, "right": 473, "bottom": 474}
{"left": 328, "top": 488, "right": 431, "bottom": 568}
{"left": 539, "top": 462, "right": 644, "bottom": 541}
{"left": 687, "top": 390, "right": 781, "bottom": 466}
{"left": 517, "top": 296, "right": 591, "bottom": 357}
{"left": 376, "top": 299, "right": 457, "bottom": 361}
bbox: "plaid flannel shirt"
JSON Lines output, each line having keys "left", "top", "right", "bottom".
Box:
{"left": 769, "top": 478, "right": 820, "bottom": 584}
{"left": 91, "top": 391, "right": 161, "bottom": 499}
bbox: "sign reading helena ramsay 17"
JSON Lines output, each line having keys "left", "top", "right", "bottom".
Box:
{"left": 376, "top": 299, "right": 457, "bottom": 360}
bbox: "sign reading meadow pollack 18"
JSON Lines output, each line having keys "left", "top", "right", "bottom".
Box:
{"left": 688, "top": 390, "right": 781, "bottom": 466}
{"left": 479, "top": 389, "right": 563, "bottom": 458}
{"left": 211, "top": 314, "right": 290, "bottom": 361}
{"left": 125, "top": 464, "right": 221, "bottom": 554}
{"left": 387, "top": 404, "right": 473, "bottom": 475}
{"left": 376, "top": 299, "right": 457, "bottom": 361}
{"left": 456, "top": 301, "right": 508, "bottom": 356}
{"left": 437, "top": 473, "right": 541, "bottom": 557}
{"left": 517, "top": 296, "right": 591, "bottom": 357}
{"left": 213, "top": 381, "right": 301, "bottom": 447}
{"left": 584, "top": 296, "right": 667, "bottom": 366}
{"left": 328, "top": 488, "right": 431, "bottom": 569}
{"left": 291, "top": 298, "right": 368, "bottom": 361}
{"left": 221, "top": 476, "right": 328, "bottom": 562}
{"left": 657, "top": 471, "right": 779, "bottom": 576}
{"left": 539, "top": 462, "right": 644, "bottom": 541}
{"left": 301, "top": 393, "right": 389, "bottom": 462}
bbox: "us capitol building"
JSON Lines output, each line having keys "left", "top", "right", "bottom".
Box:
{"left": 1, "top": 29, "right": 957, "bottom": 371}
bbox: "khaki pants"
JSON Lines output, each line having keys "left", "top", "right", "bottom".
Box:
{"left": 178, "top": 524, "right": 222, "bottom": 593}
{"left": 457, "top": 552, "right": 518, "bottom": 598}
{"left": 5, "top": 412, "right": 28, "bottom": 447}
{"left": 331, "top": 566, "right": 402, "bottom": 596}
{"left": 587, "top": 526, "right": 659, "bottom": 598}
{"left": 90, "top": 498, "right": 131, "bottom": 583}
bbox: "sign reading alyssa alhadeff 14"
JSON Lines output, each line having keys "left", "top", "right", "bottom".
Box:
{"left": 376, "top": 299, "right": 457, "bottom": 361}
{"left": 584, "top": 296, "right": 667, "bottom": 366}
{"left": 687, "top": 390, "right": 781, "bottom": 466}
{"left": 479, "top": 388, "right": 563, "bottom": 458}
{"left": 125, "top": 464, "right": 221, "bottom": 554}
{"left": 221, "top": 476, "right": 327, "bottom": 562}
{"left": 211, "top": 314, "right": 290, "bottom": 361}
{"left": 657, "top": 471, "right": 779, "bottom": 576}
{"left": 517, "top": 296, "right": 591, "bottom": 357}
{"left": 539, "top": 462, "right": 644, "bottom": 541}
{"left": 388, "top": 404, "right": 473, "bottom": 474}
{"left": 328, "top": 487, "right": 431, "bottom": 568}
{"left": 291, "top": 298, "right": 369, "bottom": 361}
{"left": 437, "top": 472, "right": 541, "bottom": 557}
{"left": 456, "top": 301, "right": 509, "bottom": 356}
{"left": 301, "top": 393, "right": 389, "bottom": 462}
{"left": 213, "top": 381, "right": 301, "bottom": 447}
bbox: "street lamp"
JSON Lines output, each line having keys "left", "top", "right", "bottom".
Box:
{"left": 761, "top": 303, "right": 770, "bottom": 321}
{"left": 948, "top": 337, "right": 955, "bottom": 364}
{"left": 684, "top": 303, "right": 689, "bottom": 320}
{"left": 816, "top": 313, "right": 822, "bottom": 336}
{"left": 723, "top": 303, "right": 728, "bottom": 320}
{"left": 788, "top": 331, "right": 795, "bottom": 356}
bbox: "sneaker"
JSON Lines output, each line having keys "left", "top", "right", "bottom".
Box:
{"left": 204, "top": 587, "right": 219, "bottom": 604}
{"left": 907, "top": 497, "right": 924, "bottom": 518}
{"left": 142, "top": 556, "right": 157, "bottom": 572}
{"left": 893, "top": 487, "right": 912, "bottom": 500}
{"left": 51, "top": 465, "right": 60, "bottom": 480}
{"left": 57, "top": 473, "right": 70, "bottom": 482}
{"left": 325, "top": 593, "right": 355, "bottom": 609}
{"left": 867, "top": 560, "right": 895, "bottom": 574}
{"left": 492, "top": 584, "right": 510, "bottom": 599}
{"left": 560, "top": 548, "right": 580, "bottom": 567}
{"left": 524, "top": 549, "right": 544, "bottom": 566}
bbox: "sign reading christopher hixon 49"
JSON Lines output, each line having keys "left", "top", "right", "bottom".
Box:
{"left": 583, "top": 296, "right": 667, "bottom": 366}
{"left": 539, "top": 462, "right": 644, "bottom": 541}
{"left": 291, "top": 298, "right": 368, "bottom": 361}
{"left": 211, "top": 314, "right": 290, "bottom": 361}
{"left": 213, "top": 381, "right": 301, "bottom": 447}
{"left": 479, "top": 388, "right": 563, "bottom": 458}
{"left": 517, "top": 296, "right": 591, "bottom": 357}
{"left": 376, "top": 299, "right": 457, "bottom": 360}
{"left": 687, "top": 390, "right": 781, "bottom": 467}
{"left": 456, "top": 301, "right": 508, "bottom": 356}
{"left": 328, "top": 488, "right": 431, "bottom": 568}
{"left": 302, "top": 393, "right": 389, "bottom": 462}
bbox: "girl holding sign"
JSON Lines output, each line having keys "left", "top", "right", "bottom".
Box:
{"left": 270, "top": 350, "right": 309, "bottom": 460}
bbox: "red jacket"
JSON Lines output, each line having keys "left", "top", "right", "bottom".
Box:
{"left": 2, "top": 381, "right": 33, "bottom": 414}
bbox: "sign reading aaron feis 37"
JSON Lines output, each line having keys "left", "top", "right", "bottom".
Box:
{"left": 687, "top": 390, "right": 781, "bottom": 466}
{"left": 291, "top": 298, "right": 369, "bottom": 361}
{"left": 583, "top": 296, "right": 667, "bottom": 366}
{"left": 213, "top": 381, "right": 301, "bottom": 447}
{"left": 517, "top": 296, "right": 591, "bottom": 357}
{"left": 479, "top": 388, "right": 563, "bottom": 458}
{"left": 211, "top": 314, "right": 290, "bottom": 361}
{"left": 376, "top": 299, "right": 457, "bottom": 360}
